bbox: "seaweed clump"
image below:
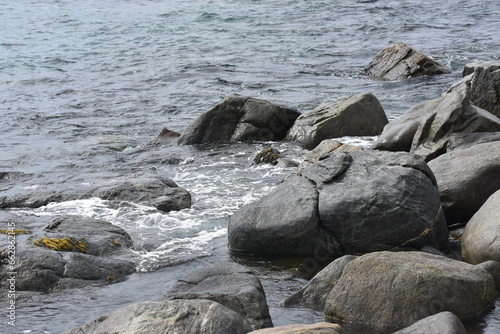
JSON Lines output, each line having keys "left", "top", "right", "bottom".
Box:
{"left": 253, "top": 147, "right": 281, "bottom": 165}
{"left": 33, "top": 237, "right": 87, "bottom": 253}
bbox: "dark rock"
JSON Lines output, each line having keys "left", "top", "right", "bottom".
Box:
{"left": 253, "top": 147, "right": 298, "bottom": 168}
{"left": 248, "top": 322, "right": 345, "bottom": 334}
{"left": 446, "top": 132, "right": 500, "bottom": 151}
{"left": 282, "top": 255, "right": 358, "bottom": 311}
{"left": 461, "top": 190, "right": 500, "bottom": 264}
{"left": 178, "top": 95, "right": 300, "bottom": 145}
{"left": 324, "top": 251, "right": 496, "bottom": 331}
{"left": 0, "top": 176, "right": 191, "bottom": 213}
{"left": 164, "top": 261, "right": 272, "bottom": 330}
{"left": 364, "top": 42, "right": 451, "bottom": 80}
{"left": 461, "top": 61, "right": 500, "bottom": 118}
{"left": 428, "top": 142, "right": 500, "bottom": 225}
{"left": 229, "top": 150, "right": 448, "bottom": 257}
{"left": 285, "top": 93, "right": 388, "bottom": 149}
{"left": 62, "top": 299, "right": 253, "bottom": 334}
{"left": 0, "top": 216, "right": 136, "bottom": 292}
{"left": 148, "top": 127, "right": 181, "bottom": 146}
{"left": 391, "top": 311, "right": 466, "bottom": 334}
{"left": 372, "top": 82, "right": 500, "bottom": 161}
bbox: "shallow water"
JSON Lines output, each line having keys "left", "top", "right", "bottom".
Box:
{"left": 0, "top": 0, "right": 499, "bottom": 333}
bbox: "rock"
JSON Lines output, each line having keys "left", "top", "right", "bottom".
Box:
{"left": 446, "top": 132, "right": 500, "bottom": 151}
{"left": 475, "top": 261, "right": 500, "bottom": 290}
{"left": 149, "top": 127, "right": 181, "bottom": 146}
{"left": 164, "top": 262, "right": 272, "bottom": 330}
{"left": 285, "top": 93, "right": 388, "bottom": 149}
{"left": 229, "top": 150, "right": 449, "bottom": 257}
{"left": 372, "top": 82, "right": 500, "bottom": 161}
{"left": 461, "top": 61, "right": 500, "bottom": 117}
{"left": 364, "top": 42, "right": 451, "bottom": 80}
{"left": 295, "top": 139, "right": 362, "bottom": 173}
{"left": 253, "top": 147, "right": 299, "bottom": 168}
{"left": 282, "top": 255, "right": 358, "bottom": 311}
{"left": 324, "top": 251, "right": 496, "bottom": 331}
{"left": 248, "top": 322, "right": 345, "bottom": 334}
{"left": 392, "top": 311, "right": 466, "bottom": 334}
{"left": 62, "top": 299, "right": 253, "bottom": 334}
{"left": 0, "top": 176, "right": 191, "bottom": 213}
{"left": 0, "top": 216, "right": 136, "bottom": 292}
{"left": 461, "top": 190, "right": 500, "bottom": 264}
{"left": 178, "top": 95, "right": 300, "bottom": 145}
{"left": 428, "top": 142, "right": 500, "bottom": 225}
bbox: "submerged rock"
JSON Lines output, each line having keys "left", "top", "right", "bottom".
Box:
{"left": 364, "top": 42, "right": 451, "bottom": 80}
{"left": 229, "top": 150, "right": 448, "bottom": 257}
{"left": 0, "top": 216, "right": 136, "bottom": 292}
{"left": 253, "top": 147, "right": 298, "bottom": 168}
{"left": 462, "top": 190, "right": 500, "bottom": 264}
{"left": 372, "top": 82, "right": 500, "bottom": 161}
{"left": 392, "top": 311, "right": 466, "bottom": 334}
{"left": 164, "top": 261, "right": 273, "bottom": 330}
{"left": 0, "top": 176, "right": 191, "bottom": 213}
{"left": 285, "top": 92, "right": 388, "bottom": 149}
{"left": 324, "top": 251, "right": 496, "bottom": 331}
{"left": 178, "top": 95, "right": 300, "bottom": 145}
{"left": 63, "top": 299, "right": 253, "bottom": 334}
{"left": 428, "top": 141, "right": 500, "bottom": 225}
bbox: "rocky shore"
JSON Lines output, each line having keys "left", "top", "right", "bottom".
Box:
{"left": 1, "top": 43, "right": 500, "bottom": 333}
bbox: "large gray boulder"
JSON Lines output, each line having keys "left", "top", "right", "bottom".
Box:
{"left": 392, "top": 311, "right": 466, "bottom": 334}
{"left": 63, "top": 299, "right": 253, "bottom": 334}
{"left": 461, "top": 60, "right": 500, "bottom": 118}
{"left": 282, "top": 255, "right": 358, "bottom": 311}
{"left": 248, "top": 322, "right": 345, "bottom": 334}
{"left": 364, "top": 42, "right": 451, "bottom": 80}
{"left": 229, "top": 150, "right": 449, "bottom": 257}
{"left": 428, "top": 141, "right": 500, "bottom": 225}
{"left": 285, "top": 92, "right": 388, "bottom": 149}
{"left": 178, "top": 95, "right": 300, "bottom": 145}
{"left": 164, "top": 262, "right": 272, "bottom": 330}
{"left": 446, "top": 132, "right": 500, "bottom": 151}
{"left": 461, "top": 190, "right": 500, "bottom": 264}
{"left": 324, "top": 251, "right": 496, "bottom": 331}
{"left": 0, "top": 176, "right": 191, "bottom": 213}
{"left": 372, "top": 82, "right": 500, "bottom": 161}
{"left": 0, "top": 216, "right": 136, "bottom": 292}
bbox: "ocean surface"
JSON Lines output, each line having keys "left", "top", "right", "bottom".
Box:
{"left": 1, "top": 0, "right": 499, "bottom": 333}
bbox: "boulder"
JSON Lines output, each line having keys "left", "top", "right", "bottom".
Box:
{"left": 0, "top": 216, "right": 136, "bottom": 292}
{"left": 282, "top": 255, "right": 358, "bottom": 311}
{"left": 0, "top": 176, "right": 191, "bottom": 213}
{"left": 62, "top": 299, "right": 253, "bottom": 334}
{"left": 372, "top": 82, "right": 500, "bottom": 161}
{"left": 461, "top": 190, "right": 500, "bottom": 264}
{"left": 364, "top": 42, "right": 451, "bottom": 80}
{"left": 428, "top": 142, "right": 500, "bottom": 225}
{"left": 248, "top": 322, "right": 345, "bottom": 334}
{"left": 285, "top": 93, "right": 388, "bottom": 149}
{"left": 178, "top": 95, "right": 300, "bottom": 145}
{"left": 446, "top": 132, "right": 500, "bottom": 151}
{"left": 164, "top": 262, "right": 272, "bottom": 330}
{"left": 229, "top": 150, "right": 449, "bottom": 257}
{"left": 461, "top": 60, "right": 500, "bottom": 118}
{"left": 475, "top": 261, "right": 500, "bottom": 290}
{"left": 324, "top": 251, "right": 496, "bottom": 331}
{"left": 392, "top": 311, "right": 466, "bottom": 334}
{"left": 148, "top": 127, "right": 181, "bottom": 146}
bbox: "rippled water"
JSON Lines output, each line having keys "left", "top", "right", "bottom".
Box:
{"left": 1, "top": 0, "right": 499, "bottom": 333}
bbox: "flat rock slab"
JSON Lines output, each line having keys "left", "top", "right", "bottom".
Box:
{"left": 62, "top": 299, "right": 253, "bottom": 334}
{"left": 248, "top": 322, "right": 345, "bottom": 334}
{"left": 178, "top": 95, "right": 300, "bottom": 145}
{"left": 324, "top": 251, "right": 496, "bottom": 331}
{"left": 164, "top": 261, "right": 273, "bottom": 330}
{"left": 365, "top": 42, "right": 451, "bottom": 80}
